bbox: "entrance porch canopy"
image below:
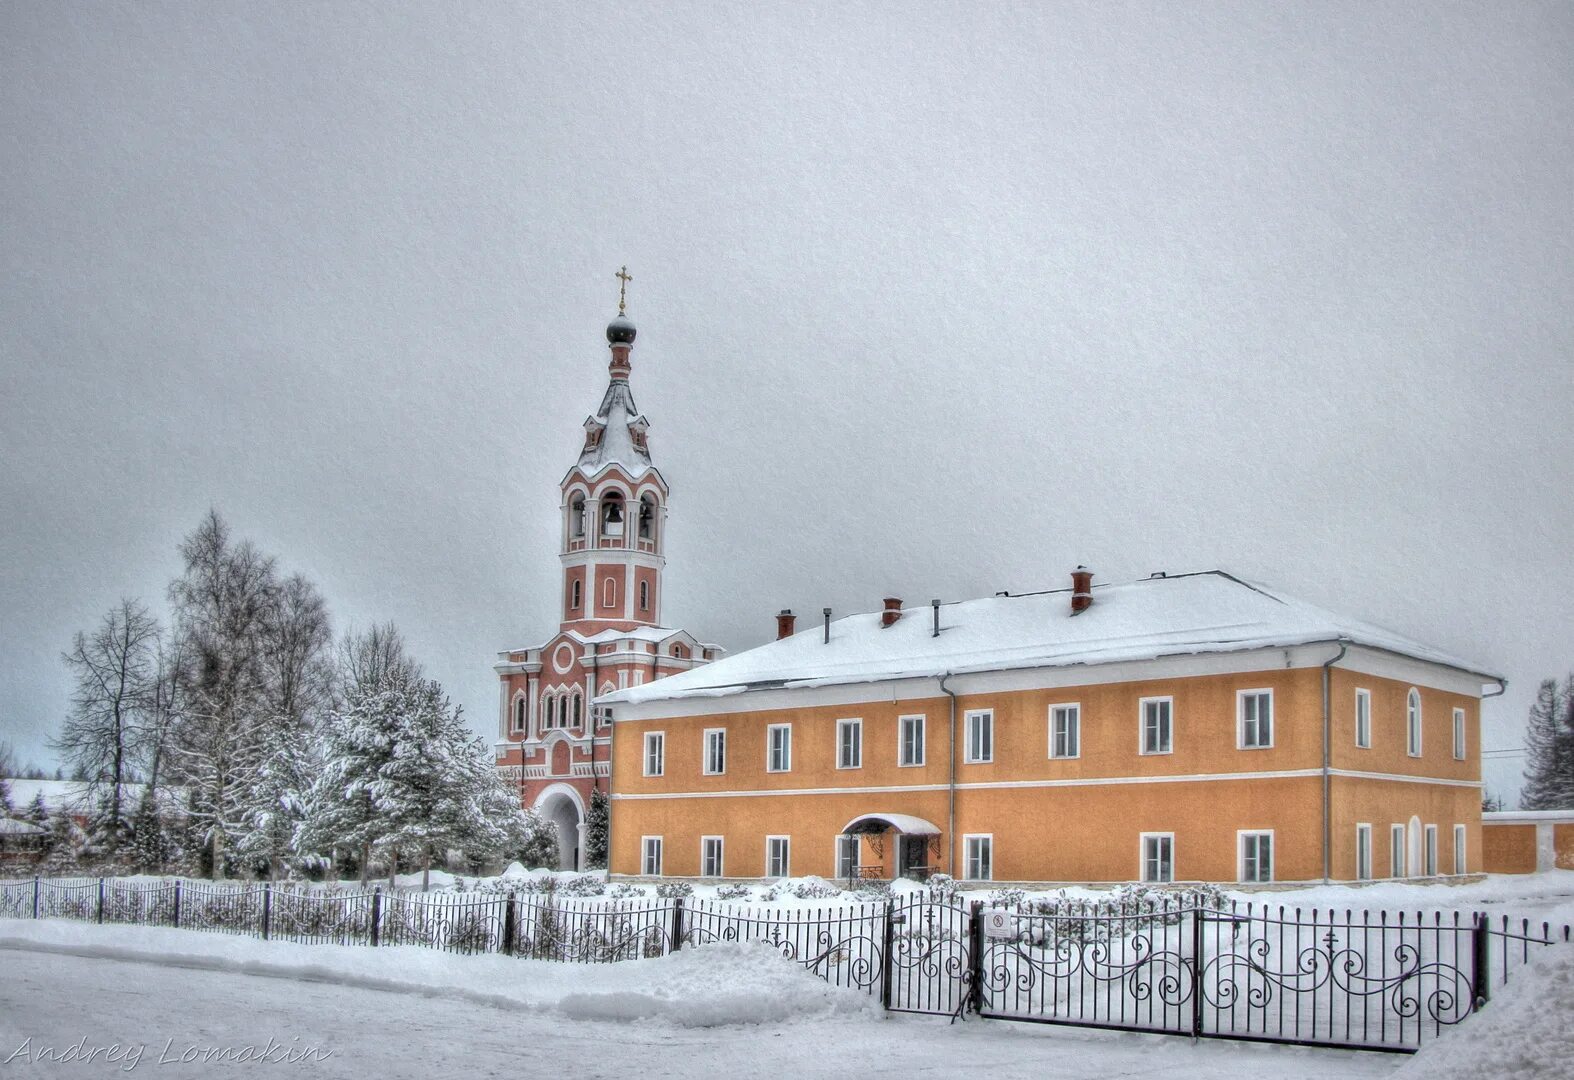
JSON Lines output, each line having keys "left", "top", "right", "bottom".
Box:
{"left": 840, "top": 813, "right": 941, "bottom": 837}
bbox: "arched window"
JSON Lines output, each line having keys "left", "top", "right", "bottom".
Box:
{"left": 638, "top": 495, "right": 657, "bottom": 541}
{"left": 603, "top": 577, "right": 616, "bottom": 608}
{"left": 569, "top": 495, "right": 586, "bottom": 539}
{"left": 639, "top": 580, "right": 650, "bottom": 611}
{"left": 570, "top": 579, "right": 582, "bottom": 610}
{"left": 513, "top": 697, "right": 526, "bottom": 733}
{"left": 600, "top": 492, "right": 625, "bottom": 539}
{"left": 673, "top": 643, "right": 687, "bottom": 659}
{"left": 557, "top": 695, "right": 568, "bottom": 729}
{"left": 1406, "top": 689, "right": 1422, "bottom": 757}
{"left": 572, "top": 693, "right": 582, "bottom": 728}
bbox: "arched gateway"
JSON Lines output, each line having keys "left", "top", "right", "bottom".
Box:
{"left": 534, "top": 783, "right": 586, "bottom": 871}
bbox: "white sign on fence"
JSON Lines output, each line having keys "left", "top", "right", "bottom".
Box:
{"left": 982, "top": 909, "right": 1015, "bottom": 939}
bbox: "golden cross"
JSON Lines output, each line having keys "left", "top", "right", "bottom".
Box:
{"left": 615, "top": 265, "right": 633, "bottom": 315}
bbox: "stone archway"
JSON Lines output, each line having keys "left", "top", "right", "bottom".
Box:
{"left": 534, "top": 784, "right": 586, "bottom": 872}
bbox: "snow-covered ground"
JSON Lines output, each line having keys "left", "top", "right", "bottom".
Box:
{"left": 0, "top": 921, "right": 1400, "bottom": 1079}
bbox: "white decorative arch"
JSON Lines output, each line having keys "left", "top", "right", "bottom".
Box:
{"left": 510, "top": 689, "right": 529, "bottom": 735}
{"left": 592, "top": 478, "right": 634, "bottom": 500}
{"left": 533, "top": 781, "right": 586, "bottom": 817}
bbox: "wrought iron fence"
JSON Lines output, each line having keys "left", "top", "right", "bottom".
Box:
{"left": 1, "top": 876, "right": 1568, "bottom": 1056}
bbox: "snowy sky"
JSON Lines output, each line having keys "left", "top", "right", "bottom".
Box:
{"left": 2, "top": 2, "right": 1570, "bottom": 804}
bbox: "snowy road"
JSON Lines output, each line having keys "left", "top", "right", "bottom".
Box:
{"left": 0, "top": 946, "right": 1400, "bottom": 1080}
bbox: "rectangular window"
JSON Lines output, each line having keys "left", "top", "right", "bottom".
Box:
{"left": 1140, "top": 697, "right": 1173, "bottom": 754}
{"left": 1453, "top": 825, "right": 1467, "bottom": 875}
{"left": 1239, "top": 831, "right": 1273, "bottom": 883}
{"left": 1453, "top": 708, "right": 1466, "bottom": 761}
{"left": 965, "top": 710, "right": 993, "bottom": 764}
{"left": 964, "top": 835, "right": 993, "bottom": 881}
{"left": 643, "top": 731, "right": 665, "bottom": 777}
{"left": 1355, "top": 824, "right": 1372, "bottom": 881}
{"left": 1391, "top": 824, "right": 1407, "bottom": 878}
{"left": 641, "top": 836, "right": 663, "bottom": 876}
{"left": 836, "top": 718, "right": 863, "bottom": 769}
{"left": 1050, "top": 704, "right": 1080, "bottom": 759}
{"left": 1355, "top": 689, "right": 1372, "bottom": 749}
{"left": 1141, "top": 833, "right": 1174, "bottom": 883}
{"left": 767, "top": 723, "right": 792, "bottom": 773}
{"left": 1239, "top": 690, "right": 1274, "bottom": 749}
{"left": 898, "top": 714, "right": 926, "bottom": 767}
{"left": 766, "top": 835, "right": 790, "bottom": 878}
{"left": 835, "top": 834, "right": 858, "bottom": 880}
{"left": 1424, "top": 825, "right": 1438, "bottom": 876}
{"left": 701, "top": 836, "right": 724, "bottom": 878}
{"left": 702, "top": 728, "right": 726, "bottom": 775}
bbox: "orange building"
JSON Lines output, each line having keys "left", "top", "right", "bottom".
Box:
{"left": 601, "top": 570, "right": 1501, "bottom": 885}
{"left": 494, "top": 296, "right": 721, "bottom": 868}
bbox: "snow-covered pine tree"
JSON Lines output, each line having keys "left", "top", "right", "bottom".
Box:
{"left": 235, "top": 719, "right": 317, "bottom": 878}
{"left": 583, "top": 789, "right": 610, "bottom": 869}
{"left": 26, "top": 791, "right": 49, "bottom": 825}
{"left": 128, "top": 786, "right": 176, "bottom": 873}
{"left": 1522, "top": 675, "right": 1574, "bottom": 809}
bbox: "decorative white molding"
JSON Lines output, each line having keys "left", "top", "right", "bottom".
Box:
{"left": 523, "top": 765, "right": 549, "bottom": 779}
{"left": 495, "top": 765, "right": 523, "bottom": 781}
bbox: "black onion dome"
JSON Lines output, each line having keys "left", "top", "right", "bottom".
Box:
{"left": 606, "top": 315, "right": 637, "bottom": 344}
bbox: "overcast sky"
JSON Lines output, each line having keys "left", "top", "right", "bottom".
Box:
{"left": 2, "top": 2, "right": 1570, "bottom": 803}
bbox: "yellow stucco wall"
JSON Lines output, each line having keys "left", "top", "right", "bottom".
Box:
{"left": 610, "top": 665, "right": 1480, "bottom": 883}
{"left": 1481, "top": 824, "right": 1538, "bottom": 874}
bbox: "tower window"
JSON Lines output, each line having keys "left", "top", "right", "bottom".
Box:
{"left": 570, "top": 579, "right": 582, "bottom": 610}
{"left": 571, "top": 693, "right": 582, "bottom": 728}
{"left": 603, "top": 577, "right": 616, "bottom": 608}
{"left": 638, "top": 495, "right": 657, "bottom": 541}
{"left": 570, "top": 496, "right": 586, "bottom": 539}
{"left": 513, "top": 697, "right": 526, "bottom": 733}
{"left": 639, "top": 580, "right": 650, "bottom": 611}
{"left": 601, "top": 493, "right": 625, "bottom": 538}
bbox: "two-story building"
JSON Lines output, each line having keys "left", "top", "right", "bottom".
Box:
{"left": 600, "top": 569, "right": 1500, "bottom": 885}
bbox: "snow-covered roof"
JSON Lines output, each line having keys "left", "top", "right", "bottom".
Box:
{"left": 843, "top": 813, "right": 941, "bottom": 836}
{"left": 600, "top": 571, "right": 1500, "bottom": 707}
{"left": 0, "top": 815, "right": 48, "bottom": 836}
{"left": 499, "top": 626, "right": 725, "bottom": 657}
{"left": 3, "top": 779, "right": 182, "bottom": 814}
{"left": 574, "top": 378, "right": 657, "bottom": 482}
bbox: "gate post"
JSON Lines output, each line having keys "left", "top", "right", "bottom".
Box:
{"left": 502, "top": 892, "right": 517, "bottom": 956}
{"left": 97, "top": 878, "right": 105, "bottom": 924}
{"left": 261, "top": 885, "right": 272, "bottom": 941}
{"left": 369, "top": 888, "right": 382, "bottom": 947}
{"left": 880, "top": 899, "right": 896, "bottom": 1010}
{"left": 1190, "top": 907, "right": 1204, "bottom": 1039}
{"left": 670, "top": 897, "right": 686, "bottom": 953}
{"left": 32, "top": 877, "right": 40, "bottom": 920}
{"left": 172, "top": 880, "right": 181, "bottom": 928}
{"left": 1471, "top": 913, "right": 1491, "bottom": 1010}
{"left": 967, "top": 901, "right": 984, "bottom": 1015}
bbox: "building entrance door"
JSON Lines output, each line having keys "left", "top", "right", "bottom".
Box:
{"left": 898, "top": 834, "right": 929, "bottom": 879}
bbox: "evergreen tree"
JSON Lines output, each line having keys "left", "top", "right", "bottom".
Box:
{"left": 129, "top": 788, "right": 177, "bottom": 873}
{"left": 1522, "top": 676, "right": 1574, "bottom": 809}
{"left": 583, "top": 789, "right": 610, "bottom": 869}
{"left": 25, "top": 792, "right": 49, "bottom": 826}
{"left": 235, "top": 719, "right": 316, "bottom": 877}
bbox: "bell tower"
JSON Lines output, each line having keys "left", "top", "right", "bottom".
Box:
{"left": 558, "top": 279, "right": 666, "bottom": 632}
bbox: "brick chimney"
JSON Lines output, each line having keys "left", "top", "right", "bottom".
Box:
{"left": 776, "top": 609, "right": 796, "bottom": 640}
{"left": 1071, "top": 567, "right": 1094, "bottom": 614}
{"left": 881, "top": 597, "right": 903, "bottom": 628}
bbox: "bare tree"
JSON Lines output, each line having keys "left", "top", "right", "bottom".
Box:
{"left": 263, "top": 572, "right": 334, "bottom": 728}
{"left": 166, "top": 511, "right": 280, "bottom": 876}
{"left": 0, "top": 739, "right": 15, "bottom": 813}
{"left": 337, "top": 622, "right": 422, "bottom": 702}
{"left": 55, "top": 599, "right": 160, "bottom": 848}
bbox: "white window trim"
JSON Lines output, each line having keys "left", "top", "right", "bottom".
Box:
{"left": 1355, "top": 688, "right": 1372, "bottom": 749}
{"left": 766, "top": 723, "right": 792, "bottom": 773}
{"left": 700, "top": 835, "right": 724, "bottom": 878}
{"left": 964, "top": 709, "right": 994, "bottom": 764}
{"left": 898, "top": 714, "right": 926, "bottom": 768}
{"left": 765, "top": 835, "right": 791, "bottom": 878}
{"left": 1453, "top": 824, "right": 1467, "bottom": 875}
{"left": 1406, "top": 688, "right": 1423, "bottom": 758}
{"left": 834, "top": 834, "right": 859, "bottom": 880}
{"left": 702, "top": 727, "right": 726, "bottom": 776}
{"left": 1424, "top": 824, "right": 1438, "bottom": 877}
{"left": 836, "top": 717, "right": 863, "bottom": 770}
{"left": 642, "top": 731, "right": 665, "bottom": 777}
{"left": 1237, "top": 688, "right": 1275, "bottom": 750}
{"left": 1049, "top": 702, "right": 1081, "bottom": 760}
{"left": 1139, "top": 832, "right": 1175, "bottom": 883}
{"left": 963, "top": 833, "right": 994, "bottom": 881}
{"left": 1390, "top": 824, "right": 1407, "bottom": 878}
{"left": 1237, "top": 829, "right": 1274, "bottom": 883}
{"left": 1453, "top": 708, "right": 1466, "bottom": 761}
{"left": 1355, "top": 823, "right": 1372, "bottom": 881}
{"left": 641, "top": 835, "right": 663, "bottom": 876}
{"left": 1138, "top": 696, "right": 1174, "bottom": 756}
